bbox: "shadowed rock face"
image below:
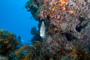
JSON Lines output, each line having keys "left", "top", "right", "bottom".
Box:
{"left": 64, "top": 33, "right": 78, "bottom": 41}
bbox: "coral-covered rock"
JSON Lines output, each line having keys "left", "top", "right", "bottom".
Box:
{"left": 25, "top": 0, "right": 90, "bottom": 59}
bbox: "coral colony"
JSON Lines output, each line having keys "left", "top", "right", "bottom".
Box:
{"left": 1, "top": 0, "right": 90, "bottom": 60}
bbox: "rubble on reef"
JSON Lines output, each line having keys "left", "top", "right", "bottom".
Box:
{"left": 24, "top": 0, "right": 90, "bottom": 60}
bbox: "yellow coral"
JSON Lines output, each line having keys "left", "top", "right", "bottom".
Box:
{"left": 54, "top": 2, "right": 57, "bottom": 5}
{"left": 68, "top": 10, "right": 74, "bottom": 14}
{"left": 62, "top": 7, "right": 66, "bottom": 10}
{"left": 59, "top": 0, "right": 67, "bottom": 4}
{"left": 51, "top": 0, "right": 68, "bottom": 11}
{"left": 65, "top": 2, "right": 68, "bottom": 5}
{"left": 45, "top": 0, "right": 48, "bottom": 3}
{"left": 58, "top": 0, "right": 68, "bottom": 10}
{"left": 51, "top": 7, "right": 55, "bottom": 11}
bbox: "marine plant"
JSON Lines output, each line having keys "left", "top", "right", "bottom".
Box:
{"left": 69, "top": 46, "right": 90, "bottom": 60}
{"left": 0, "top": 30, "right": 21, "bottom": 59}
{"left": 14, "top": 41, "right": 43, "bottom": 60}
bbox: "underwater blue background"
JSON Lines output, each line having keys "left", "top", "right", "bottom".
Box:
{"left": 0, "top": 0, "right": 38, "bottom": 44}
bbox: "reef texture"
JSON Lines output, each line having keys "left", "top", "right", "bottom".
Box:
{"left": 0, "top": 30, "right": 21, "bottom": 60}
{"left": 24, "top": 0, "right": 90, "bottom": 60}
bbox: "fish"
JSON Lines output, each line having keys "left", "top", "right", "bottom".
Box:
{"left": 40, "top": 21, "right": 46, "bottom": 39}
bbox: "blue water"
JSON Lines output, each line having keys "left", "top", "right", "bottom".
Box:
{"left": 0, "top": 0, "right": 38, "bottom": 44}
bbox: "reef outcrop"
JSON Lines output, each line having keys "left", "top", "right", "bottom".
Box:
{"left": 21, "top": 0, "right": 90, "bottom": 60}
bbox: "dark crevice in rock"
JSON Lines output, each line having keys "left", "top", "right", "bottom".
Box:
{"left": 76, "top": 22, "right": 88, "bottom": 32}
{"left": 79, "top": 17, "right": 85, "bottom": 23}
{"left": 47, "top": 15, "right": 50, "bottom": 20}
{"left": 64, "top": 33, "right": 78, "bottom": 41}
{"left": 76, "top": 16, "right": 88, "bottom": 32}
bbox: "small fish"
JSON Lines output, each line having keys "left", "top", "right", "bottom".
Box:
{"left": 40, "top": 21, "right": 46, "bottom": 39}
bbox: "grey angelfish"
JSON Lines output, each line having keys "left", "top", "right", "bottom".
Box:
{"left": 40, "top": 21, "right": 46, "bottom": 39}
